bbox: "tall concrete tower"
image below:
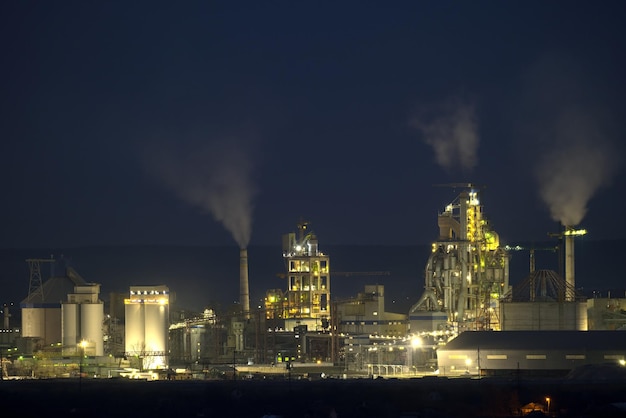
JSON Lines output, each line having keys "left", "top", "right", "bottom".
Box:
{"left": 277, "top": 221, "right": 331, "bottom": 331}
{"left": 409, "top": 185, "right": 510, "bottom": 333}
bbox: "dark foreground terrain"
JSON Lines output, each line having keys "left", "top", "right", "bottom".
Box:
{"left": 1, "top": 376, "right": 625, "bottom": 418}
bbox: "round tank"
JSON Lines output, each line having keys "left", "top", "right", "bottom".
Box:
{"left": 62, "top": 303, "right": 78, "bottom": 352}
{"left": 21, "top": 307, "right": 62, "bottom": 346}
{"left": 21, "top": 307, "right": 45, "bottom": 338}
{"left": 144, "top": 303, "right": 167, "bottom": 353}
{"left": 125, "top": 302, "right": 145, "bottom": 354}
{"left": 81, "top": 303, "right": 104, "bottom": 356}
{"left": 144, "top": 302, "right": 169, "bottom": 369}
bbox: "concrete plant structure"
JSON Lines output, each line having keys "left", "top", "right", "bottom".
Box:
{"left": 20, "top": 261, "right": 88, "bottom": 353}
{"left": 61, "top": 283, "right": 104, "bottom": 356}
{"left": 500, "top": 269, "right": 588, "bottom": 331}
{"left": 124, "top": 285, "right": 170, "bottom": 370}
{"left": 337, "top": 285, "right": 407, "bottom": 337}
{"left": 409, "top": 185, "right": 510, "bottom": 333}
{"left": 265, "top": 221, "right": 331, "bottom": 332}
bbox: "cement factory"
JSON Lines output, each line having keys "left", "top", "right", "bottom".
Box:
{"left": 1, "top": 184, "right": 625, "bottom": 381}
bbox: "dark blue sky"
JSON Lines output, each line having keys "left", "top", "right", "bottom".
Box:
{"left": 2, "top": 1, "right": 625, "bottom": 248}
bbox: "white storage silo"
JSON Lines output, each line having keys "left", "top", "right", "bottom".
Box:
{"left": 62, "top": 303, "right": 79, "bottom": 351}
{"left": 61, "top": 283, "right": 104, "bottom": 356}
{"left": 81, "top": 303, "right": 104, "bottom": 356}
{"left": 124, "top": 301, "right": 145, "bottom": 354}
{"left": 124, "top": 285, "right": 169, "bottom": 370}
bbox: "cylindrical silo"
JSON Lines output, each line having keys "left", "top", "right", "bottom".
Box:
{"left": 62, "top": 303, "right": 78, "bottom": 353}
{"left": 81, "top": 303, "right": 104, "bottom": 356}
{"left": 145, "top": 302, "right": 168, "bottom": 369}
{"left": 125, "top": 302, "right": 145, "bottom": 355}
{"left": 144, "top": 303, "right": 167, "bottom": 352}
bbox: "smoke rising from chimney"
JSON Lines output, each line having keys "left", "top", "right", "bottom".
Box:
{"left": 410, "top": 99, "right": 479, "bottom": 172}
{"left": 145, "top": 138, "right": 257, "bottom": 248}
{"left": 534, "top": 109, "right": 619, "bottom": 227}
{"left": 520, "top": 53, "right": 622, "bottom": 229}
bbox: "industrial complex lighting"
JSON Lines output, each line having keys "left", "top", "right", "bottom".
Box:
{"left": 411, "top": 337, "right": 422, "bottom": 348}
{"left": 564, "top": 228, "right": 587, "bottom": 236}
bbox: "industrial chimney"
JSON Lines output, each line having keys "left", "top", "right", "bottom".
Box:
{"left": 239, "top": 248, "right": 250, "bottom": 318}
{"left": 564, "top": 227, "right": 575, "bottom": 302}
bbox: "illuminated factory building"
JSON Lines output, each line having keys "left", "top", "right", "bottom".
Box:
{"left": 410, "top": 185, "right": 510, "bottom": 333}
{"left": 265, "top": 221, "right": 330, "bottom": 331}
{"left": 124, "top": 285, "right": 169, "bottom": 370}
{"left": 338, "top": 285, "right": 407, "bottom": 337}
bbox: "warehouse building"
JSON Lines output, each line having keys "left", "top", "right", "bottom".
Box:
{"left": 436, "top": 330, "right": 626, "bottom": 377}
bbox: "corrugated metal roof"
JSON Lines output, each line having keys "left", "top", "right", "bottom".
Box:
{"left": 442, "top": 330, "right": 626, "bottom": 351}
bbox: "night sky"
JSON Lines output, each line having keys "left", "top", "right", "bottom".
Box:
{"left": 2, "top": 1, "right": 625, "bottom": 249}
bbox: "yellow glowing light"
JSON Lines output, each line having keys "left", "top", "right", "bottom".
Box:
{"left": 564, "top": 229, "right": 587, "bottom": 236}
{"left": 411, "top": 337, "right": 422, "bottom": 348}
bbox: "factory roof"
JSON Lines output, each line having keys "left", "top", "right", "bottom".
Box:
{"left": 442, "top": 330, "right": 626, "bottom": 351}
{"left": 20, "top": 266, "right": 87, "bottom": 307}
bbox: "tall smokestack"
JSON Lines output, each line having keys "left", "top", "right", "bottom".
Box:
{"left": 239, "top": 248, "right": 250, "bottom": 318}
{"left": 564, "top": 228, "right": 575, "bottom": 302}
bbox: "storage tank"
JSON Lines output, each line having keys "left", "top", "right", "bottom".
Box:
{"left": 21, "top": 263, "right": 88, "bottom": 353}
{"left": 61, "top": 283, "right": 104, "bottom": 356}
{"left": 144, "top": 302, "right": 168, "bottom": 368}
{"left": 124, "top": 285, "right": 170, "bottom": 370}
{"left": 124, "top": 301, "right": 145, "bottom": 353}
{"left": 81, "top": 303, "right": 104, "bottom": 356}
{"left": 61, "top": 303, "right": 79, "bottom": 352}
{"left": 21, "top": 305, "right": 61, "bottom": 347}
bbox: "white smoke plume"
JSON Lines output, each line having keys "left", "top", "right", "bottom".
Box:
{"left": 410, "top": 99, "right": 479, "bottom": 172}
{"left": 534, "top": 108, "right": 619, "bottom": 227}
{"left": 146, "top": 138, "right": 257, "bottom": 248}
{"left": 520, "top": 53, "right": 623, "bottom": 230}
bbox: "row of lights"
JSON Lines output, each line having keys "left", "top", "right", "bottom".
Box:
{"left": 130, "top": 290, "right": 168, "bottom": 295}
